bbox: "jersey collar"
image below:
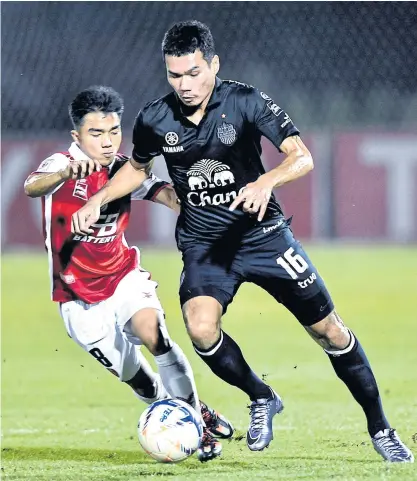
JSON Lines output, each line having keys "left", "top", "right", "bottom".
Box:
{"left": 68, "top": 142, "right": 116, "bottom": 171}
{"left": 206, "top": 76, "right": 223, "bottom": 110}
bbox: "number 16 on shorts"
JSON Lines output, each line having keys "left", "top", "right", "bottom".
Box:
{"left": 276, "top": 247, "right": 309, "bottom": 279}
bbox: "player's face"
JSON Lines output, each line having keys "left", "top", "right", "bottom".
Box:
{"left": 71, "top": 112, "right": 122, "bottom": 166}
{"left": 165, "top": 50, "right": 220, "bottom": 108}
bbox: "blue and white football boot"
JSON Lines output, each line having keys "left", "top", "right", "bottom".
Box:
{"left": 246, "top": 389, "right": 284, "bottom": 451}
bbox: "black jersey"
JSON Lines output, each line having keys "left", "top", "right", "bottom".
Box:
{"left": 132, "top": 78, "right": 299, "bottom": 244}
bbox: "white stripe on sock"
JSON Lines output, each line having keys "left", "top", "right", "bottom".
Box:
{"left": 194, "top": 331, "right": 224, "bottom": 357}
{"left": 324, "top": 329, "right": 356, "bottom": 356}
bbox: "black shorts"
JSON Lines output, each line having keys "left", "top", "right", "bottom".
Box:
{"left": 179, "top": 225, "right": 334, "bottom": 326}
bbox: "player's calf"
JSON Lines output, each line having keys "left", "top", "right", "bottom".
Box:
{"left": 306, "top": 310, "right": 391, "bottom": 439}
{"left": 130, "top": 308, "right": 201, "bottom": 411}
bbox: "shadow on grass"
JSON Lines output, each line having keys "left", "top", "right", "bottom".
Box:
{"left": 2, "top": 445, "right": 382, "bottom": 468}
{"left": 2, "top": 446, "right": 160, "bottom": 466}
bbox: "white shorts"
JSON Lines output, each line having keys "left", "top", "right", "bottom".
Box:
{"left": 59, "top": 268, "right": 165, "bottom": 381}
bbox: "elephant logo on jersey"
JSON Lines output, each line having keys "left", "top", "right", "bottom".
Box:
{"left": 186, "top": 159, "right": 243, "bottom": 207}
{"left": 187, "top": 159, "right": 235, "bottom": 190}
{"left": 217, "top": 122, "right": 237, "bottom": 146}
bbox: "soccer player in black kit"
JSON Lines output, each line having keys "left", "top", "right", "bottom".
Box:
{"left": 72, "top": 21, "right": 413, "bottom": 463}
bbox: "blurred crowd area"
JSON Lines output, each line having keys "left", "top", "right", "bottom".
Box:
{"left": 1, "top": 2, "right": 416, "bottom": 246}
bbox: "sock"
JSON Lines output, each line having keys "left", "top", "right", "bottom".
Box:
{"left": 194, "top": 330, "right": 272, "bottom": 401}
{"left": 154, "top": 343, "right": 200, "bottom": 412}
{"left": 326, "top": 330, "right": 390, "bottom": 437}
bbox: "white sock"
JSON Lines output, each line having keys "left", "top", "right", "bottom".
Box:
{"left": 154, "top": 343, "right": 200, "bottom": 414}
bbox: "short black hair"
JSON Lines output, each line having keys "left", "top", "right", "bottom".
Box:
{"left": 162, "top": 20, "right": 215, "bottom": 63}
{"left": 69, "top": 86, "right": 124, "bottom": 129}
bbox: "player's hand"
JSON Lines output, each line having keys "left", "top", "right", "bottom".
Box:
{"left": 229, "top": 175, "right": 274, "bottom": 222}
{"left": 71, "top": 200, "right": 101, "bottom": 235}
{"left": 60, "top": 158, "right": 102, "bottom": 181}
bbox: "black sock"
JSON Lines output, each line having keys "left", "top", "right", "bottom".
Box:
{"left": 327, "top": 332, "right": 390, "bottom": 437}
{"left": 194, "top": 330, "right": 272, "bottom": 401}
{"left": 125, "top": 366, "right": 157, "bottom": 398}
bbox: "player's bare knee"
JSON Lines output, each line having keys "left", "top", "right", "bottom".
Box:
{"left": 306, "top": 310, "right": 351, "bottom": 350}
{"left": 183, "top": 298, "right": 221, "bottom": 348}
{"left": 185, "top": 313, "right": 219, "bottom": 347}
{"left": 130, "top": 308, "right": 165, "bottom": 355}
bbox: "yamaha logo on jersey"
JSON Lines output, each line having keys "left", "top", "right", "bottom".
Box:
{"left": 217, "top": 122, "right": 237, "bottom": 146}
{"left": 163, "top": 131, "right": 184, "bottom": 153}
{"left": 165, "top": 132, "right": 178, "bottom": 145}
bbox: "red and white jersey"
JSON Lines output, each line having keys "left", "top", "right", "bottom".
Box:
{"left": 36, "top": 143, "right": 151, "bottom": 304}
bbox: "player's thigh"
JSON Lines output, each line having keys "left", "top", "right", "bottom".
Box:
{"left": 247, "top": 227, "right": 334, "bottom": 326}
{"left": 113, "top": 268, "right": 164, "bottom": 334}
{"left": 179, "top": 243, "right": 242, "bottom": 316}
{"left": 59, "top": 300, "right": 141, "bottom": 381}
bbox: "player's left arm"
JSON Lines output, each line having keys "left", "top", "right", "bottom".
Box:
{"left": 263, "top": 134, "right": 313, "bottom": 188}
{"left": 229, "top": 89, "right": 313, "bottom": 221}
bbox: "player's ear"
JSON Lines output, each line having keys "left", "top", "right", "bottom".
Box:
{"left": 71, "top": 129, "right": 80, "bottom": 144}
{"left": 211, "top": 55, "right": 220, "bottom": 75}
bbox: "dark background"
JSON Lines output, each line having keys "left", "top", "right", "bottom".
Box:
{"left": 2, "top": 2, "right": 416, "bottom": 134}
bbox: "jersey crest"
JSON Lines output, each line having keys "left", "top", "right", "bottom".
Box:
{"left": 217, "top": 122, "right": 237, "bottom": 146}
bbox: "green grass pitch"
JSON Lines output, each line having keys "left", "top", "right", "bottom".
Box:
{"left": 2, "top": 247, "right": 417, "bottom": 480}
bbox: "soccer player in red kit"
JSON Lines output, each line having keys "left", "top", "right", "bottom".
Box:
{"left": 24, "top": 86, "right": 233, "bottom": 462}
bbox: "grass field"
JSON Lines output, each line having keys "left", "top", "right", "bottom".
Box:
{"left": 2, "top": 247, "right": 417, "bottom": 481}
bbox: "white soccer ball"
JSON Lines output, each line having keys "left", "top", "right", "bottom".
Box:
{"left": 137, "top": 398, "right": 203, "bottom": 463}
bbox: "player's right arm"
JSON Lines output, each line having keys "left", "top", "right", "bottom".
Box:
{"left": 24, "top": 156, "right": 101, "bottom": 198}
{"left": 24, "top": 170, "right": 69, "bottom": 198}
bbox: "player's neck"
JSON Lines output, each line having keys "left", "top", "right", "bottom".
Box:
{"left": 182, "top": 88, "right": 213, "bottom": 126}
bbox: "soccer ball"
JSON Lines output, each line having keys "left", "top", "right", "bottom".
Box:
{"left": 137, "top": 398, "right": 203, "bottom": 463}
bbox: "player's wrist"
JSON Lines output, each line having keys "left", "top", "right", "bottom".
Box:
{"left": 259, "top": 171, "right": 278, "bottom": 190}
{"left": 58, "top": 168, "right": 71, "bottom": 181}
{"left": 87, "top": 194, "right": 105, "bottom": 208}
{"left": 91, "top": 187, "right": 113, "bottom": 207}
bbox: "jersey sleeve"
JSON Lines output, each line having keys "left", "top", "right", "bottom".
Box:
{"left": 131, "top": 110, "right": 162, "bottom": 164}
{"left": 131, "top": 172, "right": 170, "bottom": 201}
{"left": 34, "top": 153, "right": 70, "bottom": 173}
{"left": 244, "top": 88, "right": 300, "bottom": 151}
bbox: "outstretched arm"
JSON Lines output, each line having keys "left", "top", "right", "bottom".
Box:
{"left": 95, "top": 158, "right": 149, "bottom": 206}
{"left": 71, "top": 158, "right": 149, "bottom": 235}
{"left": 24, "top": 156, "right": 101, "bottom": 198}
